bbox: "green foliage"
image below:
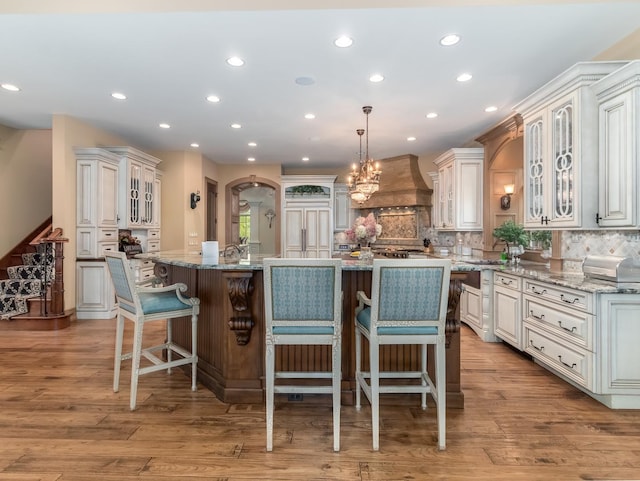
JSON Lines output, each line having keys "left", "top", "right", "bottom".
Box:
{"left": 493, "top": 220, "right": 529, "bottom": 248}
{"left": 530, "top": 230, "right": 552, "bottom": 249}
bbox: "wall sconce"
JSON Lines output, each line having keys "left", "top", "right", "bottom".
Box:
{"left": 265, "top": 209, "right": 276, "bottom": 228}
{"left": 190, "top": 190, "right": 201, "bottom": 209}
{"left": 500, "top": 184, "right": 515, "bottom": 210}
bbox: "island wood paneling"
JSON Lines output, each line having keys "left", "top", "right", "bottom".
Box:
{"left": 156, "top": 262, "right": 465, "bottom": 407}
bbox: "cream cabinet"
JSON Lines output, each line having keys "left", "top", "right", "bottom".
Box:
{"left": 333, "top": 183, "right": 354, "bottom": 232}
{"left": 75, "top": 148, "right": 120, "bottom": 259}
{"left": 461, "top": 270, "right": 497, "bottom": 342}
{"left": 281, "top": 175, "right": 336, "bottom": 258}
{"left": 514, "top": 61, "right": 627, "bottom": 229}
{"left": 427, "top": 172, "right": 440, "bottom": 229}
{"left": 431, "top": 148, "right": 483, "bottom": 231}
{"left": 523, "top": 279, "right": 595, "bottom": 390}
{"left": 492, "top": 271, "right": 522, "bottom": 349}
{"left": 597, "top": 294, "right": 640, "bottom": 408}
{"left": 592, "top": 60, "right": 640, "bottom": 228}
{"left": 104, "top": 146, "right": 162, "bottom": 229}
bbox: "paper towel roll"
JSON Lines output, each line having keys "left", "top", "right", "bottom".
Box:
{"left": 201, "top": 241, "right": 219, "bottom": 263}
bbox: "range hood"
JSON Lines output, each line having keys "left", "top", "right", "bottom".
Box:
{"left": 355, "top": 154, "right": 432, "bottom": 209}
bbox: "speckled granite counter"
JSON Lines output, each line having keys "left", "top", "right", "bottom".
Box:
{"left": 139, "top": 250, "right": 640, "bottom": 294}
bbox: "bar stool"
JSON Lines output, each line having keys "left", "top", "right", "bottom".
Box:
{"left": 105, "top": 251, "right": 199, "bottom": 410}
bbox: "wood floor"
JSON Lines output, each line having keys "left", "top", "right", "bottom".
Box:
{"left": 1, "top": 320, "right": 639, "bottom": 481}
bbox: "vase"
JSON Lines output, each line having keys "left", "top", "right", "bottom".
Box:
{"left": 358, "top": 246, "right": 373, "bottom": 260}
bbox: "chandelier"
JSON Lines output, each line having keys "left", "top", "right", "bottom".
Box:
{"left": 348, "top": 105, "right": 381, "bottom": 204}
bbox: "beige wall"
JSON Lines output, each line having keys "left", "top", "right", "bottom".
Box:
{"left": 0, "top": 125, "right": 52, "bottom": 258}
{"left": 51, "top": 115, "right": 132, "bottom": 312}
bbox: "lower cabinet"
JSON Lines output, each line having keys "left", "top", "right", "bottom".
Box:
{"left": 461, "top": 270, "right": 498, "bottom": 342}
{"left": 597, "top": 294, "right": 640, "bottom": 408}
{"left": 493, "top": 272, "right": 522, "bottom": 349}
{"left": 76, "top": 261, "right": 116, "bottom": 320}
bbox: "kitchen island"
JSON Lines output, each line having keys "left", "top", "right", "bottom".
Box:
{"left": 142, "top": 251, "right": 482, "bottom": 408}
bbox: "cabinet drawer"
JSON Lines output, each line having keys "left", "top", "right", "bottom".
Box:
{"left": 523, "top": 279, "right": 592, "bottom": 313}
{"left": 494, "top": 272, "right": 521, "bottom": 291}
{"left": 524, "top": 323, "right": 593, "bottom": 390}
{"left": 147, "top": 229, "right": 161, "bottom": 240}
{"left": 523, "top": 296, "right": 593, "bottom": 350}
{"left": 99, "top": 242, "right": 119, "bottom": 256}
{"left": 99, "top": 228, "right": 118, "bottom": 242}
{"left": 147, "top": 240, "right": 161, "bottom": 252}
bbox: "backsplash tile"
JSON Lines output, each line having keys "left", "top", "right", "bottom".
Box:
{"left": 562, "top": 230, "right": 640, "bottom": 272}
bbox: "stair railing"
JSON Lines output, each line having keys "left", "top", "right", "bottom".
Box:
{"left": 30, "top": 227, "right": 68, "bottom": 316}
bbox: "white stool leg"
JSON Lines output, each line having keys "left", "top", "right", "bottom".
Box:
{"left": 129, "top": 319, "right": 144, "bottom": 410}
{"left": 370, "top": 338, "right": 380, "bottom": 451}
{"left": 420, "top": 343, "right": 427, "bottom": 409}
{"left": 166, "top": 318, "right": 172, "bottom": 374}
{"left": 436, "top": 338, "right": 446, "bottom": 450}
{"left": 113, "top": 313, "right": 125, "bottom": 393}
{"left": 332, "top": 335, "right": 341, "bottom": 452}
{"left": 191, "top": 312, "right": 198, "bottom": 391}
{"left": 265, "top": 340, "right": 275, "bottom": 452}
{"left": 354, "top": 325, "right": 362, "bottom": 410}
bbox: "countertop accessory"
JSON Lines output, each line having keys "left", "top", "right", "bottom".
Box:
{"left": 582, "top": 255, "right": 640, "bottom": 283}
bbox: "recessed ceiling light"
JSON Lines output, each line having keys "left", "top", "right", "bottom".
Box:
{"left": 159, "top": 123, "right": 170, "bottom": 129}
{"left": 304, "top": 113, "right": 315, "bottom": 120}
{"left": 226, "top": 56, "right": 244, "bottom": 67}
{"left": 334, "top": 35, "right": 353, "bottom": 48}
{"left": 190, "top": 143, "right": 199, "bottom": 148}
{"left": 302, "top": 157, "right": 310, "bottom": 162}
{"left": 231, "top": 123, "right": 242, "bottom": 129}
{"left": 248, "top": 142, "right": 257, "bottom": 147}
{"left": 439, "top": 34, "right": 461, "bottom": 46}
{"left": 485, "top": 105, "right": 498, "bottom": 112}
{"left": 369, "top": 73, "right": 385, "bottom": 83}
{"left": 1, "top": 83, "right": 20, "bottom": 92}
{"left": 407, "top": 136, "right": 416, "bottom": 142}
{"left": 426, "top": 112, "right": 438, "bottom": 119}
{"left": 111, "top": 92, "right": 126, "bottom": 100}
{"left": 456, "top": 73, "right": 473, "bottom": 82}
{"left": 295, "top": 76, "right": 315, "bottom": 86}
{"left": 206, "top": 95, "right": 220, "bottom": 103}
{"left": 247, "top": 157, "right": 256, "bottom": 162}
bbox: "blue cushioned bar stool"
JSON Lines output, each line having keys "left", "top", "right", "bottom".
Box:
{"left": 105, "top": 251, "right": 200, "bottom": 410}
{"left": 355, "top": 258, "right": 451, "bottom": 450}
{"left": 263, "top": 258, "right": 343, "bottom": 452}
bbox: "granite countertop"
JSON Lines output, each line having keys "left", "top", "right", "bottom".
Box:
{"left": 138, "top": 250, "right": 640, "bottom": 294}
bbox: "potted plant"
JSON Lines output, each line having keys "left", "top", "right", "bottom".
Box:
{"left": 530, "top": 230, "right": 552, "bottom": 250}
{"left": 492, "top": 220, "right": 528, "bottom": 256}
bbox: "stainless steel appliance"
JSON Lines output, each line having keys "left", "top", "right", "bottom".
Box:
{"left": 582, "top": 255, "right": 640, "bottom": 284}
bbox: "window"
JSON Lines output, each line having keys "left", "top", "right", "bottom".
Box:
{"left": 239, "top": 210, "right": 250, "bottom": 244}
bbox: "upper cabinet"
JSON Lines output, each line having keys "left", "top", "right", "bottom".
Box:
{"left": 592, "top": 60, "right": 640, "bottom": 228}
{"left": 513, "top": 61, "right": 628, "bottom": 229}
{"left": 105, "top": 146, "right": 163, "bottom": 229}
{"left": 333, "top": 183, "right": 355, "bottom": 232}
{"left": 75, "top": 147, "right": 121, "bottom": 259}
{"left": 432, "top": 148, "right": 484, "bottom": 231}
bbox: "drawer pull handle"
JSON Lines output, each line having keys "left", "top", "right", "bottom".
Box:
{"left": 104, "top": 232, "right": 113, "bottom": 237}
{"left": 558, "top": 321, "right": 577, "bottom": 333}
{"left": 558, "top": 356, "right": 577, "bottom": 369}
{"left": 530, "top": 310, "right": 545, "bottom": 321}
{"left": 531, "top": 286, "right": 546, "bottom": 295}
{"left": 501, "top": 279, "right": 513, "bottom": 286}
{"left": 529, "top": 340, "right": 544, "bottom": 352}
{"left": 560, "top": 294, "right": 579, "bottom": 304}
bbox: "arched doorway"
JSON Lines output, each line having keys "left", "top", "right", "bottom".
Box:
{"left": 225, "top": 176, "right": 281, "bottom": 255}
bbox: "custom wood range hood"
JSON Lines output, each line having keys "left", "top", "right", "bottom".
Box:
{"left": 355, "top": 153, "right": 432, "bottom": 209}
{"left": 356, "top": 153, "right": 433, "bottom": 250}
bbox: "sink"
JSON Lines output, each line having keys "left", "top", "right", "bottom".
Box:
{"left": 462, "top": 259, "right": 503, "bottom": 265}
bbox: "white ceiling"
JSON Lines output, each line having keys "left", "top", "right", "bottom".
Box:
{"left": 1, "top": 2, "right": 639, "bottom": 169}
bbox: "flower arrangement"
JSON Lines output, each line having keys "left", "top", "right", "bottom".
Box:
{"left": 345, "top": 213, "right": 382, "bottom": 246}
{"left": 118, "top": 231, "right": 140, "bottom": 246}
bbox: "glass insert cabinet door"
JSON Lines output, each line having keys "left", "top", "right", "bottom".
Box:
{"left": 523, "top": 96, "right": 578, "bottom": 228}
